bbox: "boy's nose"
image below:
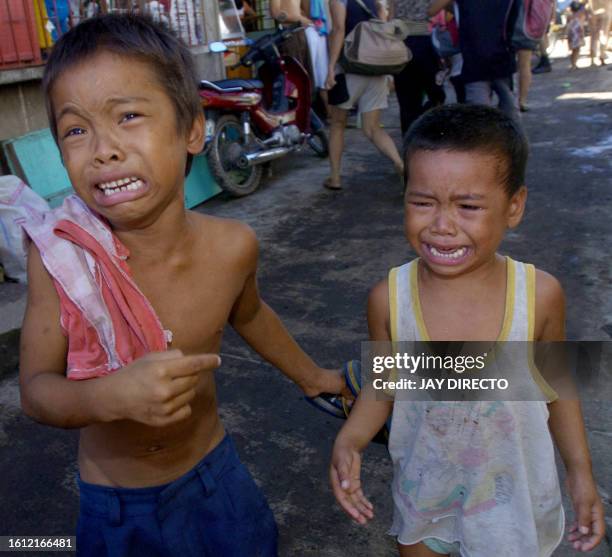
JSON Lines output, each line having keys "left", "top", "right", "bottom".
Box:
{"left": 93, "top": 133, "right": 125, "bottom": 165}
{"left": 430, "top": 210, "right": 456, "bottom": 235}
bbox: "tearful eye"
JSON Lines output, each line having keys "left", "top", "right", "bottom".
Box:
{"left": 460, "top": 204, "right": 482, "bottom": 211}
{"left": 64, "top": 128, "right": 86, "bottom": 138}
{"left": 122, "top": 113, "right": 140, "bottom": 122}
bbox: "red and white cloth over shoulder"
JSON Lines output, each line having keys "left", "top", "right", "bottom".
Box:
{"left": 22, "top": 194, "right": 170, "bottom": 380}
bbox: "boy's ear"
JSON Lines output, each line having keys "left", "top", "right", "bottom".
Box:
{"left": 186, "top": 112, "right": 205, "bottom": 155}
{"left": 507, "top": 186, "right": 527, "bottom": 228}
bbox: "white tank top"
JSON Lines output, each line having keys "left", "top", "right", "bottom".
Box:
{"left": 387, "top": 257, "right": 564, "bottom": 556}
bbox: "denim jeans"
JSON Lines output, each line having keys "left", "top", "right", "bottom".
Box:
{"left": 465, "top": 78, "right": 520, "bottom": 124}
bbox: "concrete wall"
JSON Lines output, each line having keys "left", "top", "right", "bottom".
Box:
{"left": 0, "top": 68, "right": 48, "bottom": 144}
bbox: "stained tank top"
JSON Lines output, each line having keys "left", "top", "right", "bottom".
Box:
{"left": 387, "top": 257, "right": 564, "bottom": 557}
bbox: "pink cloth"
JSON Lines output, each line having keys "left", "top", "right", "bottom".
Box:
{"left": 23, "top": 195, "right": 169, "bottom": 380}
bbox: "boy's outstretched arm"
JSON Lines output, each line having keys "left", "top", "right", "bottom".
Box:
{"left": 228, "top": 225, "right": 347, "bottom": 397}
{"left": 330, "top": 279, "right": 393, "bottom": 524}
{"left": 536, "top": 271, "right": 605, "bottom": 552}
{"left": 20, "top": 244, "right": 219, "bottom": 429}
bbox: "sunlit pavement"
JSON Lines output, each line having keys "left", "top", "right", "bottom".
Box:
{"left": 0, "top": 46, "right": 611, "bottom": 555}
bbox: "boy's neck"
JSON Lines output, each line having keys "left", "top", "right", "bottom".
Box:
{"left": 111, "top": 197, "right": 196, "bottom": 263}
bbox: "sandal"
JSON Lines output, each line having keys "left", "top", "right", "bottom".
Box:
{"left": 306, "top": 360, "right": 391, "bottom": 446}
{"left": 323, "top": 177, "right": 342, "bottom": 190}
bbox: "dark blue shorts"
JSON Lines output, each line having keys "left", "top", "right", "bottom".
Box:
{"left": 76, "top": 436, "right": 278, "bottom": 557}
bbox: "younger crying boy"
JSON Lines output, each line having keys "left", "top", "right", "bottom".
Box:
{"left": 19, "top": 14, "right": 345, "bottom": 557}
{"left": 330, "top": 105, "right": 604, "bottom": 556}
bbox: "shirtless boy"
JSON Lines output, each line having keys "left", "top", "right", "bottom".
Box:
{"left": 19, "top": 14, "right": 344, "bottom": 556}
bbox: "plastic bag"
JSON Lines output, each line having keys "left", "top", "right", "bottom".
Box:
{"left": 0, "top": 176, "right": 50, "bottom": 282}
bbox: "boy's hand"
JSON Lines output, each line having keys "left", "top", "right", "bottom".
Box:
{"left": 299, "top": 368, "right": 352, "bottom": 399}
{"left": 330, "top": 443, "right": 374, "bottom": 525}
{"left": 566, "top": 470, "right": 605, "bottom": 552}
{"left": 110, "top": 350, "right": 220, "bottom": 426}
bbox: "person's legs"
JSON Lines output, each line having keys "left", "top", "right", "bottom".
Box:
{"left": 533, "top": 35, "right": 552, "bottom": 73}
{"left": 492, "top": 78, "right": 520, "bottom": 124}
{"left": 599, "top": 11, "right": 610, "bottom": 62}
{"left": 590, "top": 13, "right": 604, "bottom": 63}
{"left": 415, "top": 36, "right": 445, "bottom": 109}
{"left": 464, "top": 80, "right": 493, "bottom": 107}
{"left": 450, "top": 75, "right": 466, "bottom": 103}
{"left": 517, "top": 49, "right": 533, "bottom": 110}
{"left": 361, "top": 109, "right": 403, "bottom": 174}
{"left": 394, "top": 36, "right": 444, "bottom": 136}
{"left": 393, "top": 62, "right": 426, "bottom": 137}
{"left": 326, "top": 106, "right": 348, "bottom": 188}
{"left": 571, "top": 47, "right": 580, "bottom": 68}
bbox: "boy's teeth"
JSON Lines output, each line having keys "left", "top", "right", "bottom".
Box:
{"left": 430, "top": 245, "right": 467, "bottom": 259}
{"left": 102, "top": 179, "right": 144, "bottom": 196}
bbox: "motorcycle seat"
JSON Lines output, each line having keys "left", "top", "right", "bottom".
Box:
{"left": 199, "top": 79, "right": 264, "bottom": 91}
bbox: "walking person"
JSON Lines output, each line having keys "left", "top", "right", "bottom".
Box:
{"left": 323, "top": 0, "right": 404, "bottom": 190}
{"left": 391, "top": 0, "right": 445, "bottom": 136}
{"left": 588, "top": 0, "right": 612, "bottom": 65}
{"left": 512, "top": 0, "right": 555, "bottom": 111}
{"left": 430, "top": 0, "right": 521, "bottom": 124}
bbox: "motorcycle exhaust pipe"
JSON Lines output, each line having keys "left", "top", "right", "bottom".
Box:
{"left": 238, "top": 147, "right": 294, "bottom": 168}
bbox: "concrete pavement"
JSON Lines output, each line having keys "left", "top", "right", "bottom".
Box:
{"left": 0, "top": 56, "right": 611, "bottom": 556}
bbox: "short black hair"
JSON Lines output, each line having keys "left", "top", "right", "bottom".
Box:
{"left": 42, "top": 13, "right": 201, "bottom": 173}
{"left": 403, "top": 104, "right": 529, "bottom": 196}
{"left": 570, "top": 1, "right": 583, "bottom": 13}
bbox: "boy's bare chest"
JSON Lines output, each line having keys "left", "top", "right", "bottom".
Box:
{"left": 130, "top": 260, "right": 244, "bottom": 353}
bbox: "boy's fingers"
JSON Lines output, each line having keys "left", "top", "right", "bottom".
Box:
{"left": 157, "top": 402, "right": 192, "bottom": 425}
{"left": 330, "top": 467, "right": 363, "bottom": 522}
{"left": 353, "top": 494, "right": 374, "bottom": 519}
{"left": 161, "top": 388, "right": 197, "bottom": 415}
{"left": 148, "top": 349, "right": 184, "bottom": 360}
{"left": 580, "top": 505, "right": 605, "bottom": 551}
{"left": 167, "top": 354, "right": 221, "bottom": 377}
{"left": 576, "top": 503, "right": 592, "bottom": 536}
{"left": 167, "top": 375, "right": 199, "bottom": 396}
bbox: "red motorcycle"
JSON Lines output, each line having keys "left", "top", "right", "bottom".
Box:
{"left": 200, "top": 25, "right": 328, "bottom": 197}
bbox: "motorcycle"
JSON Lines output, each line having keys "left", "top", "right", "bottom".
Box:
{"left": 200, "top": 25, "right": 329, "bottom": 197}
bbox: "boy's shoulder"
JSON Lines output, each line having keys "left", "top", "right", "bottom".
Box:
{"left": 189, "top": 212, "right": 259, "bottom": 264}
{"left": 532, "top": 266, "right": 565, "bottom": 341}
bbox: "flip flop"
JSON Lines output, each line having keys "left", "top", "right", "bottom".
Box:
{"left": 306, "top": 360, "right": 392, "bottom": 446}
{"left": 305, "top": 392, "right": 345, "bottom": 418}
{"left": 323, "top": 177, "right": 342, "bottom": 190}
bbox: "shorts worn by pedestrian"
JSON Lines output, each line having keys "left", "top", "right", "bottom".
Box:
{"left": 19, "top": 14, "right": 345, "bottom": 557}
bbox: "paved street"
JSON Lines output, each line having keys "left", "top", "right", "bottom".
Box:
{"left": 1, "top": 57, "right": 611, "bottom": 556}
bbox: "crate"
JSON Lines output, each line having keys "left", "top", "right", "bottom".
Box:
{"left": 0, "top": 0, "right": 43, "bottom": 68}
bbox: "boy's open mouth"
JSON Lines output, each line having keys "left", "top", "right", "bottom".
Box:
{"left": 96, "top": 176, "right": 144, "bottom": 197}
{"left": 428, "top": 244, "right": 467, "bottom": 259}
{"left": 424, "top": 243, "right": 470, "bottom": 262}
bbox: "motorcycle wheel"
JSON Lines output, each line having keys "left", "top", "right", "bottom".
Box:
{"left": 207, "top": 114, "right": 263, "bottom": 197}
{"left": 307, "top": 129, "right": 329, "bottom": 158}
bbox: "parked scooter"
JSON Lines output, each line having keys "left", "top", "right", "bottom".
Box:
{"left": 200, "top": 25, "right": 328, "bottom": 197}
